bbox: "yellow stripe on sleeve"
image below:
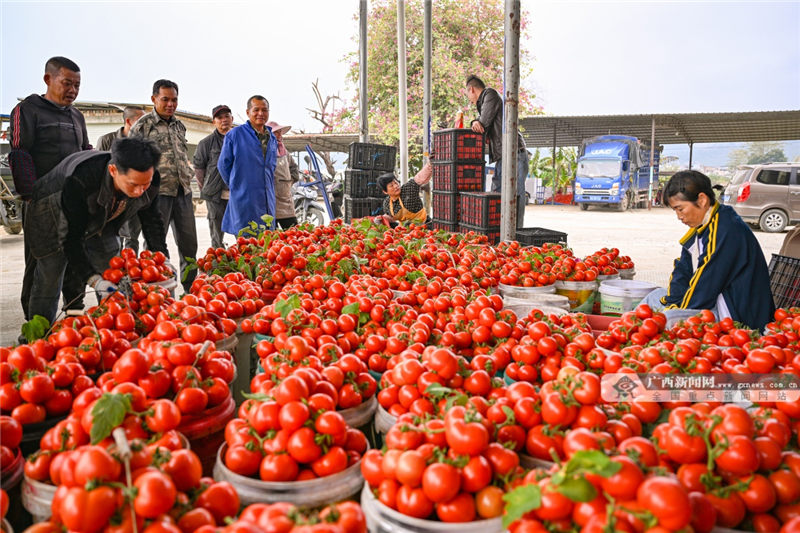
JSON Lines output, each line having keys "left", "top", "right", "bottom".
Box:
{"left": 680, "top": 213, "right": 719, "bottom": 308}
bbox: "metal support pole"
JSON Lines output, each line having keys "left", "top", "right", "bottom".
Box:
{"left": 552, "top": 124, "right": 557, "bottom": 206}
{"left": 500, "top": 0, "right": 521, "bottom": 242}
{"left": 359, "top": 0, "right": 369, "bottom": 142}
{"left": 648, "top": 117, "right": 655, "bottom": 210}
{"left": 688, "top": 142, "right": 694, "bottom": 170}
{"left": 422, "top": 0, "right": 432, "bottom": 213}
{"left": 397, "top": 0, "right": 409, "bottom": 183}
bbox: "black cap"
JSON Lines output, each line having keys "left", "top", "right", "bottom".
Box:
{"left": 212, "top": 105, "right": 231, "bottom": 118}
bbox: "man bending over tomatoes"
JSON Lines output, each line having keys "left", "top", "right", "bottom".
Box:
{"left": 23, "top": 137, "right": 172, "bottom": 326}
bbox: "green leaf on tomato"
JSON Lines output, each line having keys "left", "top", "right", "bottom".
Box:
{"left": 275, "top": 294, "right": 301, "bottom": 319}
{"left": 21, "top": 315, "right": 50, "bottom": 343}
{"left": 90, "top": 393, "right": 133, "bottom": 444}
{"left": 564, "top": 449, "right": 621, "bottom": 478}
{"left": 502, "top": 483, "right": 541, "bottom": 529}
{"left": 341, "top": 302, "right": 360, "bottom": 315}
{"left": 555, "top": 477, "right": 597, "bottom": 502}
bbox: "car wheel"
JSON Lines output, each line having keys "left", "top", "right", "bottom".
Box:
{"left": 525, "top": 192, "right": 531, "bottom": 205}
{"left": 759, "top": 209, "right": 788, "bottom": 233}
{"left": 580, "top": 203, "right": 589, "bottom": 211}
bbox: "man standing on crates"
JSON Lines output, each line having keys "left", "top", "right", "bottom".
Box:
{"left": 465, "top": 75, "right": 529, "bottom": 225}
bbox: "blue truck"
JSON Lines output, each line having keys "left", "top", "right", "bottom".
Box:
{"left": 573, "top": 135, "right": 661, "bottom": 211}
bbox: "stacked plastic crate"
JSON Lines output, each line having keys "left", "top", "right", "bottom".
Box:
{"left": 345, "top": 142, "right": 397, "bottom": 223}
{"left": 431, "top": 129, "right": 485, "bottom": 235}
{"left": 459, "top": 191, "right": 502, "bottom": 244}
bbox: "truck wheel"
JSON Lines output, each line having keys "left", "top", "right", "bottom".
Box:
{"left": 759, "top": 209, "right": 788, "bottom": 233}
{"left": 580, "top": 203, "right": 589, "bottom": 211}
{"left": 616, "top": 192, "right": 630, "bottom": 212}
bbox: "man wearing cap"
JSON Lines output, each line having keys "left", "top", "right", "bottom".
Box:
{"left": 268, "top": 121, "right": 299, "bottom": 229}
{"left": 194, "top": 105, "right": 234, "bottom": 248}
{"left": 217, "top": 95, "right": 277, "bottom": 235}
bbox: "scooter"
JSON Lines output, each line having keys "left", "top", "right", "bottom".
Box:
{"left": 293, "top": 172, "right": 326, "bottom": 227}
{"left": 293, "top": 169, "right": 344, "bottom": 226}
{"left": 0, "top": 155, "right": 22, "bottom": 235}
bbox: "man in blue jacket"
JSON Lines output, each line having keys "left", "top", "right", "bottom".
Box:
{"left": 642, "top": 170, "right": 774, "bottom": 330}
{"left": 217, "top": 95, "right": 277, "bottom": 235}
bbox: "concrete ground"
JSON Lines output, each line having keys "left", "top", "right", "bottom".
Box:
{"left": 0, "top": 204, "right": 789, "bottom": 346}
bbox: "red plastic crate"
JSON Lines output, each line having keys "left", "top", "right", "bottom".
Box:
{"left": 432, "top": 162, "right": 484, "bottom": 192}
{"left": 458, "top": 223, "right": 500, "bottom": 245}
{"left": 432, "top": 192, "right": 459, "bottom": 223}
{"left": 431, "top": 219, "right": 458, "bottom": 233}
{"left": 432, "top": 129, "right": 485, "bottom": 162}
{"left": 459, "top": 192, "right": 501, "bottom": 227}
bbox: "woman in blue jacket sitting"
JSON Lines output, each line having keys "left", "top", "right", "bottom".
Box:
{"left": 642, "top": 170, "right": 774, "bottom": 330}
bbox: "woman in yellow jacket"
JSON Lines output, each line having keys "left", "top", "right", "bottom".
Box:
{"left": 377, "top": 162, "right": 432, "bottom": 226}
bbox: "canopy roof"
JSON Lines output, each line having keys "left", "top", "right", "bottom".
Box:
{"left": 519, "top": 110, "right": 800, "bottom": 148}
{"left": 68, "top": 102, "right": 800, "bottom": 153}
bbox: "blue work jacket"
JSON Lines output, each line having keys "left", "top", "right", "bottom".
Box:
{"left": 217, "top": 121, "right": 277, "bottom": 234}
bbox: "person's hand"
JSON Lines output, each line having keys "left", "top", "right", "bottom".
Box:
{"left": 471, "top": 120, "right": 484, "bottom": 134}
{"left": 164, "top": 261, "right": 178, "bottom": 277}
{"left": 89, "top": 275, "right": 117, "bottom": 295}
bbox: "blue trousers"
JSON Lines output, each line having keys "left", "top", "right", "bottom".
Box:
{"left": 491, "top": 149, "right": 529, "bottom": 225}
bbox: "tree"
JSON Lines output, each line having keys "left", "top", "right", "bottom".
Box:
{"left": 728, "top": 141, "right": 787, "bottom": 168}
{"left": 334, "top": 0, "right": 541, "bottom": 172}
{"left": 530, "top": 147, "right": 577, "bottom": 195}
{"left": 304, "top": 79, "right": 339, "bottom": 178}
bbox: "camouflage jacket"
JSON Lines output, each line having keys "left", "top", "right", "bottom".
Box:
{"left": 129, "top": 110, "right": 193, "bottom": 196}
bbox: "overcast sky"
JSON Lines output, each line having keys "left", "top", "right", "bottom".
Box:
{"left": 2, "top": 1, "right": 798, "bottom": 165}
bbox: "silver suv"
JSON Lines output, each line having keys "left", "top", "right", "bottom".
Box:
{"left": 722, "top": 163, "right": 800, "bottom": 232}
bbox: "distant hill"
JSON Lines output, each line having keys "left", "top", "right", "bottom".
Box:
{"left": 662, "top": 140, "right": 800, "bottom": 168}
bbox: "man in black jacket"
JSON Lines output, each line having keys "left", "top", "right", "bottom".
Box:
{"left": 193, "top": 105, "right": 234, "bottom": 249}
{"left": 24, "top": 137, "right": 170, "bottom": 324}
{"left": 9, "top": 56, "right": 92, "bottom": 320}
{"left": 466, "top": 75, "right": 529, "bottom": 225}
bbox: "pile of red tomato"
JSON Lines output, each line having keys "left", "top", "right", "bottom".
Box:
{"left": 223, "top": 377, "right": 368, "bottom": 481}
{"left": 102, "top": 248, "right": 174, "bottom": 284}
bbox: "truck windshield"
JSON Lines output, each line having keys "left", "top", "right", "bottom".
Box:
{"left": 576, "top": 160, "right": 621, "bottom": 179}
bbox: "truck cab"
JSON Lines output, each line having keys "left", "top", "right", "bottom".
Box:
{"left": 573, "top": 135, "right": 657, "bottom": 211}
